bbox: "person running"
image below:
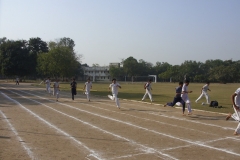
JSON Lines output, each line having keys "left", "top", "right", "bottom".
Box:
{"left": 181, "top": 79, "right": 193, "bottom": 115}
{"left": 70, "top": 78, "right": 77, "bottom": 100}
{"left": 45, "top": 77, "right": 51, "bottom": 94}
{"left": 226, "top": 87, "right": 240, "bottom": 135}
{"left": 16, "top": 77, "right": 19, "bottom": 85}
{"left": 195, "top": 82, "right": 211, "bottom": 104}
{"left": 83, "top": 78, "right": 92, "bottom": 101}
{"left": 164, "top": 81, "right": 186, "bottom": 115}
{"left": 142, "top": 79, "right": 153, "bottom": 103}
{"left": 53, "top": 79, "right": 60, "bottom": 101}
{"left": 108, "top": 78, "right": 121, "bottom": 109}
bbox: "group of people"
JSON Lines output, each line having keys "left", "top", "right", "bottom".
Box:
{"left": 45, "top": 77, "right": 92, "bottom": 102}
{"left": 44, "top": 77, "right": 240, "bottom": 136}
{"left": 164, "top": 80, "right": 211, "bottom": 115}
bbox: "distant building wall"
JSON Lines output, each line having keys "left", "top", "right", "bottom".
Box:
{"left": 83, "top": 66, "right": 110, "bottom": 82}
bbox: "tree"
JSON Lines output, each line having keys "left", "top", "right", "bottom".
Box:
{"left": 37, "top": 46, "right": 79, "bottom": 79}
{"left": 27, "top": 37, "right": 48, "bottom": 77}
{"left": 0, "top": 40, "right": 31, "bottom": 77}
{"left": 123, "top": 56, "right": 139, "bottom": 77}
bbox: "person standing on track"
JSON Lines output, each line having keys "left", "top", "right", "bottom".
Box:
{"left": 164, "top": 81, "right": 186, "bottom": 115}
{"left": 142, "top": 79, "right": 153, "bottom": 103}
{"left": 226, "top": 87, "right": 240, "bottom": 135}
{"left": 195, "top": 82, "right": 211, "bottom": 104}
{"left": 181, "top": 79, "right": 193, "bottom": 115}
{"left": 53, "top": 79, "right": 60, "bottom": 101}
{"left": 108, "top": 78, "right": 121, "bottom": 109}
{"left": 83, "top": 78, "right": 92, "bottom": 101}
{"left": 70, "top": 78, "right": 77, "bottom": 100}
{"left": 16, "top": 77, "right": 19, "bottom": 85}
{"left": 45, "top": 77, "right": 51, "bottom": 95}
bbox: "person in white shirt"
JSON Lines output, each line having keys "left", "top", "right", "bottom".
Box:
{"left": 142, "top": 79, "right": 153, "bottom": 103}
{"left": 83, "top": 78, "right": 92, "bottom": 101}
{"left": 45, "top": 77, "right": 51, "bottom": 94}
{"left": 108, "top": 78, "right": 121, "bottom": 109}
{"left": 195, "top": 82, "right": 211, "bottom": 104}
{"left": 16, "top": 77, "right": 19, "bottom": 85}
{"left": 53, "top": 79, "right": 60, "bottom": 101}
{"left": 181, "top": 80, "right": 193, "bottom": 115}
{"left": 226, "top": 88, "right": 240, "bottom": 135}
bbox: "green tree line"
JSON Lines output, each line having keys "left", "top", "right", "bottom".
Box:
{"left": 0, "top": 37, "right": 83, "bottom": 80}
{"left": 110, "top": 56, "right": 240, "bottom": 83}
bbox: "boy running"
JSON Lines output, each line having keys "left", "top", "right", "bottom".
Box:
{"left": 108, "top": 78, "right": 121, "bottom": 109}
{"left": 45, "top": 77, "right": 51, "bottom": 94}
{"left": 226, "top": 87, "right": 240, "bottom": 135}
{"left": 53, "top": 79, "right": 60, "bottom": 101}
{"left": 164, "top": 82, "right": 186, "bottom": 115}
{"left": 142, "top": 79, "right": 153, "bottom": 103}
{"left": 70, "top": 78, "right": 77, "bottom": 100}
{"left": 195, "top": 82, "right": 211, "bottom": 104}
{"left": 83, "top": 78, "right": 92, "bottom": 101}
{"left": 181, "top": 79, "right": 193, "bottom": 115}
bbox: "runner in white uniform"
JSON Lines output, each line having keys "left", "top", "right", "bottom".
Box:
{"left": 83, "top": 78, "right": 92, "bottom": 101}
{"left": 181, "top": 80, "right": 193, "bottom": 115}
{"left": 195, "top": 82, "right": 211, "bottom": 104}
{"left": 53, "top": 79, "right": 60, "bottom": 101}
{"left": 108, "top": 78, "right": 121, "bottom": 109}
{"left": 45, "top": 77, "right": 51, "bottom": 94}
{"left": 226, "top": 88, "right": 240, "bottom": 135}
{"left": 142, "top": 79, "right": 153, "bottom": 102}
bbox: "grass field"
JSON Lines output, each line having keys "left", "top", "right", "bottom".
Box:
{"left": 33, "top": 81, "right": 240, "bottom": 114}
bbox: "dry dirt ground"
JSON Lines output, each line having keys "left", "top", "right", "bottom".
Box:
{"left": 0, "top": 83, "right": 240, "bottom": 160}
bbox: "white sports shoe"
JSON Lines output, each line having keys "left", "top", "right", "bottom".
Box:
{"left": 108, "top": 95, "right": 113, "bottom": 100}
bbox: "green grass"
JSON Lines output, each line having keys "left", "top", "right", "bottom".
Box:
{"left": 32, "top": 81, "right": 240, "bottom": 114}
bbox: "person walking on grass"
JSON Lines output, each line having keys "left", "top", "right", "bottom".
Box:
{"left": 164, "top": 81, "right": 186, "bottom": 115}
{"left": 195, "top": 82, "right": 211, "bottom": 104}
{"left": 181, "top": 79, "right": 193, "bottom": 115}
{"left": 83, "top": 78, "right": 92, "bottom": 101}
{"left": 45, "top": 77, "right": 51, "bottom": 95}
{"left": 142, "top": 79, "right": 153, "bottom": 103}
{"left": 108, "top": 78, "right": 121, "bottom": 109}
{"left": 70, "top": 78, "right": 77, "bottom": 100}
{"left": 226, "top": 87, "right": 240, "bottom": 135}
{"left": 53, "top": 79, "right": 60, "bottom": 101}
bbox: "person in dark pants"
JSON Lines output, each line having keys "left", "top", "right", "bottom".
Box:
{"left": 164, "top": 81, "right": 186, "bottom": 115}
{"left": 70, "top": 78, "right": 77, "bottom": 100}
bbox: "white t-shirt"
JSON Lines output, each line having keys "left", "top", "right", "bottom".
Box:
{"left": 181, "top": 83, "right": 189, "bottom": 101}
{"left": 45, "top": 79, "right": 51, "bottom": 87}
{"left": 85, "top": 82, "right": 92, "bottom": 91}
{"left": 202, "top": 84, "right": 209, "bottom": 92}
{"left": 145, "top": 82, "right": 151, "bottom": 90}
{"left": 109, "top": 83, "right": 120, "bottom": 94}
{"left": 53, "top": 82, "right": 59, "bottom": 88}
{"left": 235, "top": 88, "right": 240, "bottom": 107}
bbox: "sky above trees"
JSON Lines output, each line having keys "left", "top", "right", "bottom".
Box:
{"left": 0, "top": 0, "right": 240, "bottom": 66}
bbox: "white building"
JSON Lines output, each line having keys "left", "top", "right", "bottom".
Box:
{"left": 83, "top": 66, "right": 110, "bottom": 82}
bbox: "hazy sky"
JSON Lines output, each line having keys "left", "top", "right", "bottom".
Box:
{"left": 0, "top": 0, "right": 239, "bottom": 66}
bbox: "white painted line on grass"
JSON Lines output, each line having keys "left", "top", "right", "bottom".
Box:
{"left": 0, "top": 109, "right": 35, "bottom": 160}
{"left": 0, "top": 91, "right": 102, "bottom": 160}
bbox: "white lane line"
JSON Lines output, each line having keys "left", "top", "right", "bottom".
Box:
{"left": 0, "top": 91, "right": 102, "bottom": 160}
{"left": 42, "top": 89, "right": 235, "bottom": 131}
{"left": 0, "top": 110, "right": 35, "bottom": 159}
{"left": 12, "top": 89, "right": 240, "bottom": 157}
{"left": 6, "top": 88, "right": 178, "bottom": 160}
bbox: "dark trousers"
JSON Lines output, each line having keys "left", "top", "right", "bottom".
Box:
{"left": 167, "top": 97, "right": 186, "bottom": 113}
{"left": 71, "top": 88, "right": 76, "bottom": 100}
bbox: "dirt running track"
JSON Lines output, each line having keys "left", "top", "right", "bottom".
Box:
{"left": 0, "top": 83, "right": 240, "bottom": 160}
